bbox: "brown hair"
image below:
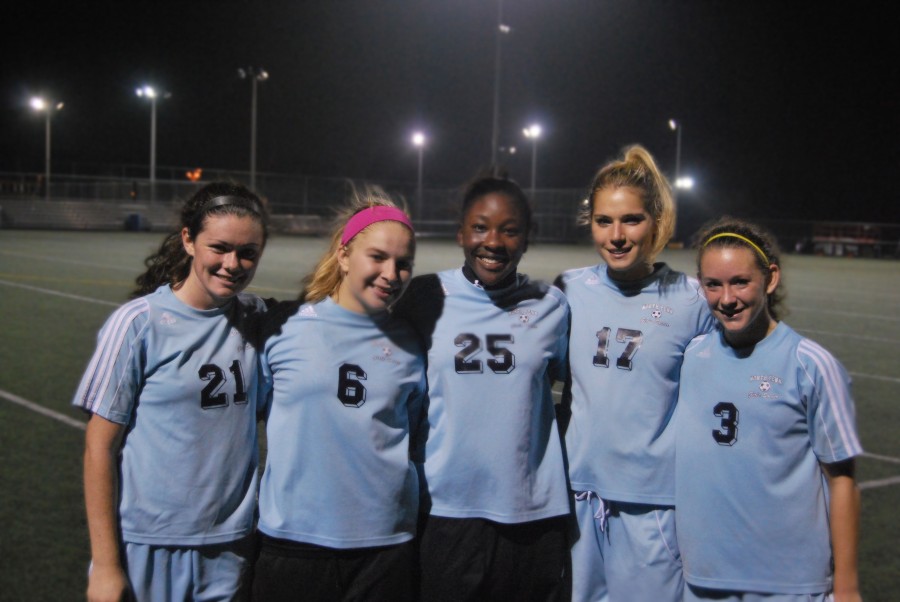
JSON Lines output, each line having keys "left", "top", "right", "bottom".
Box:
{"left": 694, "top": 216, "right": 786, "bottom": 320}
{"left": 131, "top": 182, "right": 268, "bottom": 298}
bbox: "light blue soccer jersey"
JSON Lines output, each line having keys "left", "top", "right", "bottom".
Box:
{"left": 72, "top": 285, "right": 266, "bottom": 545}
{"left": 258, "top": 297, "right": 427, "bottom": 549}
{"left": 558, "top": 263, "right": 714, "bottom": 504}
{"left": 675, "top": 322, "right": 863, "bottom": 594}
{"left": 399, "top": 269, "right": 571, "bottom": 523}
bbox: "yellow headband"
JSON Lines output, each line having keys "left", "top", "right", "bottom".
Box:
{"left": 703, "top": 232, "right": 769, "bottom": 265}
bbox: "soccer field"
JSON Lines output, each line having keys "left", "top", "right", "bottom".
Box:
{"left": 1, "top": 230, "right": 898, "bottom": 601}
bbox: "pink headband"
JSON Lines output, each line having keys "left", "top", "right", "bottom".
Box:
{"left": 340, "top": 206, "right": 414, "bottom": 246}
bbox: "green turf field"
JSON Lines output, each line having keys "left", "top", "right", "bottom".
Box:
{"left": 1, "top": 230, "right": 898, "bottom": 600}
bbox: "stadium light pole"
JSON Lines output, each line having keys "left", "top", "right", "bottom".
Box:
{"left": 238, "top": 67, "right": 269, "bottom": 191}
{"left": 668, "top": 119, "right": 682, "bottom": 188}
{"left": 523, "top": 124, "right": 541, "bottom": 198}
{"left": 669, "top": 118, "right": 682, "bottom": 241}
{"left": 137, "top": 85, "right": 169, "bottom": 201}
{"left": 412, "top": 131, "right": 426, "bottom": 219}
{"left": 491, "top": 0, "right": 510, "bottom": 168}
{"left": 30, "top": 97, "right": 64, "bottom": 201}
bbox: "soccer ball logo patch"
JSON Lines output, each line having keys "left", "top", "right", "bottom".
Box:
{"left": 519, "top": 314, "right": 530, "bottom": 324}
{"left": 651, "top": 310, "right": 661, "bottom": 319}
{"left": 759, "top": 382, "right": 771, "bottom": 392}
{"left": 382, "top": 347, "right": 392, "bottom": 357}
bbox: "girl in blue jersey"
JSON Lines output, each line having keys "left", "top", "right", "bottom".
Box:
{"left": 251, "top": 190, "right": 427, "bottom": 602}
{"left": 676, "top": 218, "right": 862, "bottom": 602}
{"left": 394, "top": 174, "right": 571, "bottom": 601}
{"left": 74, "top": 182, "right": 269, "bottom": 602}
{"left": 555, "top": 145, "right": 715, "bottom": 602}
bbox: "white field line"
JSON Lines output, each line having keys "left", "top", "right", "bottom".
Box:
{"left": 0, "top": 279, "right": 119, "bottom": 306}
{"left": 4, "top": 275, "right": 900, "bottom": 490}
{"left": 0, "top": 273, "right": 295, "bottom": 298}
{"left": 0, "top": 249, "right": 139, "bottom": 272}
{"left": 4, "top": 281, "right": 899, "bottom": 386}
{"left": 791, "top": 305, "right": 900, "bottom": 321}
{"left": 790, "top": 284, "right": 900, "bottom": 300}
{"left": 0, "top": 248, "right": 298, "bottom": 295}
{"left": 0, "top": 388, "right": 86, "bottom": 430}
{"left": 796, "top": 328, "right": 899, "bottom": 346}
{"left": 859, "top": 476, "right": 900, "bottom": 491}
{"left": 862, "top": 452, "right": 900, "bottom": 465}
{"left": 848, "top": 372, "right": 900, "bottom": 384}
{"left": 2, "top": 386, "right": 899, "bottom": 490}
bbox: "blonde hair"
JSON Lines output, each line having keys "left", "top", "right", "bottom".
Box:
{"left": 579, "top": 145, "right": 675, "bottom": 261}
{"left": 299, "top": 186, "right": 412, "bottom": 303}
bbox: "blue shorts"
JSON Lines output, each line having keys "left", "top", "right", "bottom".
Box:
{"left": 125, "top": 536, "right": 254, "bottom": 602}
{"left": 570, "top": 493, "right": 681, "bottom": 602}
{"left": 684, "top": 584, "right": 832, "bottom": 602}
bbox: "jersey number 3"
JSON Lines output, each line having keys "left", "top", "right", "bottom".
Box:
{"left": 712, "top": 402, "right": 739, "bottom": 446}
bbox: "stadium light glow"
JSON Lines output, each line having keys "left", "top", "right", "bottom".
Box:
{"left": 676, "top": 177, "right": 694, "bottom": 190}
{"left": 668, "top": 118, "right": 683, "bottom": 241}
{"left": 136, "top": 85, "right": 170, "bottom": 201}
{"left": 412, "top": 131, "right": 426, "bottom": 218}
{"left": 523, "top": 124, "right": 542, "bottom": 197}
{"left": 30, "top": 96, "right": 64, "bottom": 201}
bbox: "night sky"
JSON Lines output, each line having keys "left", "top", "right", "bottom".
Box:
{"left": 3, "top": 1, "right": 897, "bottom": 223}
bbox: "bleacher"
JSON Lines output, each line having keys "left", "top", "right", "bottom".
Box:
{"left": 0, "top": 199, "right": 180, "bottom": 232}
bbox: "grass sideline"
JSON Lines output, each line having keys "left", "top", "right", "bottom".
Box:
{"left": 1, "top": 229, "right": 898, "bottom": 601}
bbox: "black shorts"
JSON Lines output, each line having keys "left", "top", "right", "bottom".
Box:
{"left": 417, "top": 514, "right": 570, "bottom": 602}
{"left": 251, "top": 533, "right": 415, "bottom": 602}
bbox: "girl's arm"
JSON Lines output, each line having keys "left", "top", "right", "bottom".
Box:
{"left": 822, "top": 458, "right": 862, "bottom": 602}
{"left": 83, "top": 413, "right": 129, "bottom": 602}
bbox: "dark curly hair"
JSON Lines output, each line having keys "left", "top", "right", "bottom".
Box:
{"left": 131, "top": 181, "right": 269, "bottom": 298}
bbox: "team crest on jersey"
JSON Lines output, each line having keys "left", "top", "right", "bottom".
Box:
{"left": 508, "top": 308, "right": 538, "bottom": 328}
{"left": 159, "top": 312, "right": 176, "bottom": 325}
{"left": 229, "top": 327, "right": 249, "bottom": 351}
{"left": 372, "top": 339, "right": 400, "bottom": 364}
{"left": 748, "top": 374, "right": 782, "bottom": 399}
{"left": 640, "top": 303, "right": 672, "bottom": 327}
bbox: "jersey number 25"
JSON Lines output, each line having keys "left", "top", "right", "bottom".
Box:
{"left": 454, "top": 333, "right": 515, "bottom": 374}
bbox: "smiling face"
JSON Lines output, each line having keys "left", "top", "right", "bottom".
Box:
{"left": 699, "top": 245, "right": 780, "bottom": 348}
{"left": 335, "top": 220, "right": 415, "bottom": 315}
{"left": 178, "top": 213, "right": 266, "bottom": 309}
{"left": 457, "top": 192, "right": 528, "bottom": 288}
{"left": 591, "top": 186, "right": 657, "bottom": 281}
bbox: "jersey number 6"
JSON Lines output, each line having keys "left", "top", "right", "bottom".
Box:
{"left": 338, "top": 363, "right": 368, "bottom": 408}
